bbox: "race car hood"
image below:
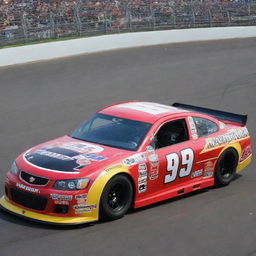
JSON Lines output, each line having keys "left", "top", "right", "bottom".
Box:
{"left": 20, "top": 136, "right": 133, "bottom": 177}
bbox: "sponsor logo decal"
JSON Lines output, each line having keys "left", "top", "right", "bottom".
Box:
{"left": 138, "top": 163, "right": 147, "bottom": 171}
{"left": 139, "top": 170, "right": 147, "bottom": 178}
{"left": 148, "top": 153, "right": 158, "bottom": 163}
{"left": 204, "top": 171, "right": 213, "bottom": 178}
{"left": 50, "top": 194, "right": 73, "bottom": 200}
{"left": 204, "top": 161, "right": 214, "bottom": 171}
{"left": 138, "top": 183, "right": 147, "bottom": 193}
{"left": 75, "top": 194, "right": 87, "bottom": 199}
{"left": 138, "top": 177, "right": 147, "bottom": 193}
{"left": 149, "top": 165, "right": 159, "bottom": 180}
{"left": 188, "top": 117, "right": 198, "bottom": 139}
{"left": 191, "top": 169, "right": 203, "bottom": 178}
{"left": 79, "top": 154, "right": 106, "bottom": 161}
{"left": 76, "top": 158, "right": 92, "bottom": 167}
{"left": 203, "top": 161, "right": 214, "bottom": 178}
{"left": 73, "top": 204, "right": 97, "bottom": 214}
{"left": 202, "top": 127, "right": 249, "bottom": 153}
{"left": 76, "top": 199, "right": 87, "bottom": 204}
{"left": 24, "top": 141, "right": 106, "bottom": 172}
{"left": 240, "top": 145, "right": 252, "bottom": 162}
{"left": 54, "top": 200, "right": 69, "bottom": 205}
{"left": 147, "top": 149, "right": 159, "bottom": 180}
{"left": 138, "top": 177, "right": 147, "bottom": 184}
{"left": 16, "top": 183, "right": 40, "bottom": 193}
{"left": 123, "top": 153, "right": 146, "bottom": 166}
{"left": 46, "top": 142, "right": 103, "bottom": 154}
{"left": 75, "top": 194, "right": 88, "bottom": 204}
{"left": 105, "top": 165, "right": 123, "bottom": 172}
{"left": 138, "top": 164, "right": 147, "bottom": 178}
{"left": 34, "top": 149, "right": 71, "bottom": 161}
{"left": 73, "top": 204, "right": 97, "bottom": 210}
{"left": 32, "top": 150, "right": 106, "bottom": 164}
{"left": 29, "top": 176, "right": 36, "bottom": 183}
{"left": 138, "top": 164, "right": 147, "bottom": 193}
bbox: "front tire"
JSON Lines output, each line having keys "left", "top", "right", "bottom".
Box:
{"left": 99, "top": 174, "right": 133, "bottom": 221}
{"left": 215, "top": 148, "right": 238, "bottom": 186}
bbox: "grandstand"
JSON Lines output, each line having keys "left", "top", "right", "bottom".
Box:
{"left": 1, "top": 0, "right": 256, "bottom": 46}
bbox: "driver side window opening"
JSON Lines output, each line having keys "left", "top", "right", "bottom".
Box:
{"left": 152, "top": 119, "right": 189, "bottom": 149}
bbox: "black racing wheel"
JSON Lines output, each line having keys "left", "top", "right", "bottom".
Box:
{"left": 99, "top": 174, "right": 133, "bottom": 221}
{"left": 215, "top": 148, "right": 238, "bottom": 186}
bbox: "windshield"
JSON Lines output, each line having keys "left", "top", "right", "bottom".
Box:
{"left": 70, "top": 113, "right": 152, "bottom": 151}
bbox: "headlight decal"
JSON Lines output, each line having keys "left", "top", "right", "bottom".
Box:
{"left": 53, "top": 178, "right": 90, "bottom": 191}
{"left": 10, "top": 161, "right": 18, "bottom": 176}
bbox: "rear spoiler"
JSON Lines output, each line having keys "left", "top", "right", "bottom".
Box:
{"left": 172, "top": 102, "right": 247, "bottom": 126}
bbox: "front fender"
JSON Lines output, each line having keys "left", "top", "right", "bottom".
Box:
{"left": 84, "top": 164, "right": 130, "bottom": 220}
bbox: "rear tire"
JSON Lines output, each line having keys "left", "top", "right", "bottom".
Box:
{"left": 215, "top": 148, "right": 238, "bottom": 186}
{"left": 99, "top": 174, "right": 133, "bottom": 221}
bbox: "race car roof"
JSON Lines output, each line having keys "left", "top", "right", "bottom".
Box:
{"left": 98, "top": 101, "right": 188, "bottom": 123}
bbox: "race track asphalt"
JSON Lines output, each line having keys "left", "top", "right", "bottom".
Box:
{"left": 0, "top": 38, "right": 256, "bottom": 256}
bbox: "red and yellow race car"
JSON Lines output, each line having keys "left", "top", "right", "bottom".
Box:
{"left": 0, "top": 102, "right": 252, "bottom": 224}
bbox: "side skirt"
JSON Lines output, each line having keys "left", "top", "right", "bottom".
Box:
{"left": 134, "top": 178, "right": 214, "bottom": 208}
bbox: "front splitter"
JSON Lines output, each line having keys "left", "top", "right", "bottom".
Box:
{"left": 0, "top": 196, "right": 98, "bottom": 225}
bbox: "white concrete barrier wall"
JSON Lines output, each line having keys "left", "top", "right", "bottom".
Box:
{"left": 1, "top": 26, "right": 256, "bottom": 67}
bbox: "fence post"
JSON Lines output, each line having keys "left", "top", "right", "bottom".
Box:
{"left": 74, "top": 4, "right": 82, "bottom": 36}
{"left": 248, "top": 3, "right": 251, "bottom": 25}
{"left": 148, "top": 3, "right": 154, "bottom": 30}
{"left": 208, "top": 9, "right": 212, "bottom": 27}
{"left": 20, "top": 12, "right": 28, "bottom": 43}
{"left": 103, "top": 13, "right": 107, "bottom": 34}
{"left": 227, "top": 11, "right": 231, "bottom": 25}
{"left": 151, "top": 9, "right": 156, "bottom": 30}
{"left": 172, "top": 1, "right": 176, "bottom": 28}
{"left": 126, "top": 3, "right": 132, "bottom": 32}
{"left": 173, "top": 13, "right": 177, "bottom": 28}
{"left": 191, "top": 3, "right": 196, "bottom": 27}
{"left": 49, "top": 12, "right": 56, "bottom": 39}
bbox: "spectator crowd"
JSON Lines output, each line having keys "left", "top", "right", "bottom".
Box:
{"left": 0, "top": 0, "right": 256, "bottom": 45}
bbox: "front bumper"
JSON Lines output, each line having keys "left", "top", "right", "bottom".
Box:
{"left": 0, "top": 196, "right": 98, "bottom": 225}
{"left": 2, "top": 171, "right": 100, "bottom": 225}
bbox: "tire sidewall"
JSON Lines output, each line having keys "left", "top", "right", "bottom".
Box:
{"left": 100, "top": 174, "right": 133, "bottom": 221}
{"left": 215, "top": 148, "right": 238, "bottom": 186}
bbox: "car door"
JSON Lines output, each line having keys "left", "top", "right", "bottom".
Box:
{"left": 148, "top": 117, "right": 203, "bottom": 193}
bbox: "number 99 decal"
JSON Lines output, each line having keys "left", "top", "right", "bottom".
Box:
{"left": 164, "top": 148, "right": 194, "bottom": 184}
